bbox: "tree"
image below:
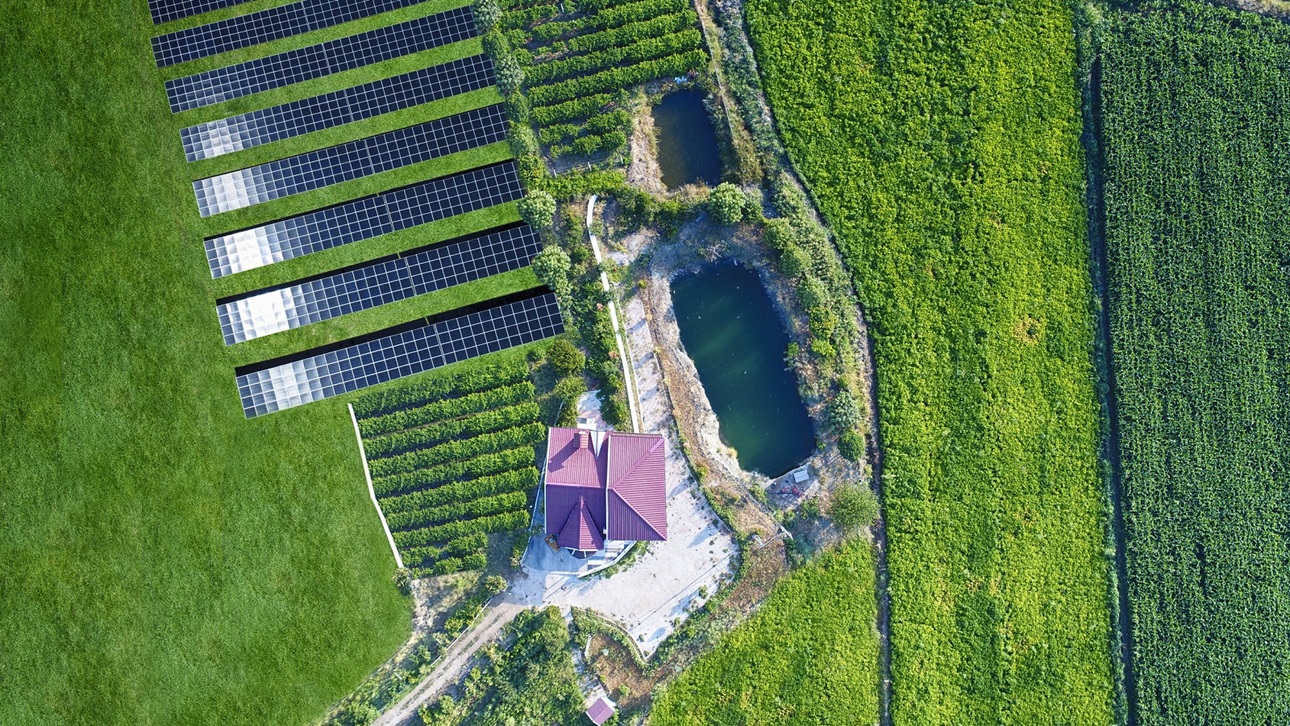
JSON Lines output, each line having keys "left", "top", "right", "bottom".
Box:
{"left": 827, "top": 388, "right": 862, "bottom": 432}
{"left": 708, "top": 182, "right": 748, "bottom": 225}
{"left": 764, "top": 217, "right": 795, "bottom": 250}
{"left": 519, "top": 191, "right": 557, "bottom": 231}
{"left": 472, "top": 0, "right": 501, "bottom": 31}
{"left": 532, "top": 245, "right": 572, "bottom": 299}
{"left": 828, "top": 482, "right": 879, "bottom": 532}
{"left": 548, "top": 339, "right": 586, "bottom": 375}
{"left": 838, "top": 430, "right": 865, "bottom": 462}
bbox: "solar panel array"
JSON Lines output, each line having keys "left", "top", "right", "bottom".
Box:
{"left": 181, "top": 54, "right": 494, "bottom": 162}
{"left": 150, "top": 0, "right": 255, "bottom": 26}
{"left": 217, "top": 223, "right": 539, "bottom": 344}
{"left": 236, "top": 292, "right": 563, "bottom": 416}
{"left": 205, "top": 161, "right": 524, "bottom": 278}
{"left": 165, "top": 7, "right": 476, "bottom": 113}
{"left": 153, "top": 0, "right": 428, "bottom": 67}
{"left": 193, "top": 104, "right": 507, "bottom": 216}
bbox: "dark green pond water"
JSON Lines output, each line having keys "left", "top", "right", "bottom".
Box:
{"left": 652, "top": 89, "right": 722, "bottom": 189}
{"left": 671, "top": 264, "right": 815, "bottom": 476}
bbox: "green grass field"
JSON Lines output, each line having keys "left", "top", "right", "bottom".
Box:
{"left": 1099, "top": 2, "right": 1290, "bottom": 720}
{"left": 651, "top": 540, "right": 879, "bottom": 726}
{"left": 0, "top": 2, "right": 519, "bottom": 723}
{"left": 745, "top": 0, "right": 1115, "bottom": 721}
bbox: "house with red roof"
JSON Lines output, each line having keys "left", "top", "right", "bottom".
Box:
{"left": 544, "top": 427, "right": 667, "bottom": 557}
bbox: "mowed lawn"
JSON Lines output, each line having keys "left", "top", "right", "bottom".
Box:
{"left": 0, "top": 3, "right": 421, "bottom": 723}
{"left": 746, "top": 0, "right": 1115, "bottom": 722}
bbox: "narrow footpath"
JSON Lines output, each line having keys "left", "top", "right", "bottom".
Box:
{"left": 586, "top": 194, "right": 642, "bottom": 433}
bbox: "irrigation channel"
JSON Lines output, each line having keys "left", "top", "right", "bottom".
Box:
{"left": 651, "top": 88, "right": 722, "bottom": 189}
{"left": 670, "top": 263, "right": 814, "bottom": 477}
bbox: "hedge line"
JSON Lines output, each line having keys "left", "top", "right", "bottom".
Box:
{"left": 500, "top": 2, "right": 559, "bottom": 31}
{"left": 363, "top": 402, "right": 541, "bottom": 459}
{"left": 388, "top": 491, "right": 529, "bottom": 532}
{"left": 525, "top": 29, "right": 703, "bottom": 85}
{"left": 528, "top": 0, "right": 685, "bottom": 44}
{"left": 412, "top": 553, "right": 488, "bottom": 577}
{"left": 359, "top": 381, "right": 536, "bottom": 438}
{"left": 379, "top": 467, "right": 539, "bottom": 515}
{"left": 373, "top": 447, "right": 536, "bottom": 498}
{"left": 527, "top": 49, "right": 707, "bottom": 105}
{"left": 353, "top": 361, "right": 529, "bottom": 419}
{"left": 531, "top": 93, "right": 617, "bottom": 126}
{"left": 369, "top": 423, "right": 545, "bottom": 479}
{"left": 400, "top": 533, "right": 488, "bottom": 568}
{"left": 393, "top": 510, "right": 530, "bottom": 550}
{"left": 565, "top": 11, "right": 696, "bottom": 54}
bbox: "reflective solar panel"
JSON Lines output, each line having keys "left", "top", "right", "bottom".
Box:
{"left": 153, "top": 0, "right": 429, "bottom": 68}
{"left": 193, "top": 104, "right": 507, "bottom": 216}
{"left": 204, "top": 161, "right": 524, "bottom": 278}
{"left": 164, "top": 7, "right": 477, "bottom": 113}
{"left": 150, "top": 0, "right": 255, "bottom": 26}
{"left": 181, "top": 54, "right": 495, "bottom": 162}
{"left": 217, "top": 223, "right": 540, "bottom": 344}
{"left": 235, "top": 291, "right": 563, "bottom": 416}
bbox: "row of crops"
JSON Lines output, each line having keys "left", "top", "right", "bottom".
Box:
{"left": 744, "top": 0, "right": 1116, "bottom": 721}
{"left": 354, "top": 360, "right": 543, "bottom": 576}
{"left": 1098, "top": 2, "right": 1290, "bottom": 721}
{"left": 484, "top": 0, "right": 708, "bottom": 158}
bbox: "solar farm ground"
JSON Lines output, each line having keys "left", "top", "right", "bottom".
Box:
{"left": 0, "top": 1, "right": 550, "bottom": 722}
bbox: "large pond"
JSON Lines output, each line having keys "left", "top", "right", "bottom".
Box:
{"left": 651, "top": 89, "right": 722, "bottom": 189}
{"left": 670, "top": 264, "right": 815, "bottom": 477}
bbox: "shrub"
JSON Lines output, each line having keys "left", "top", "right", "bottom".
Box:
{"left": 827, "top": 482, "right": 879, "bottom": 533}
{"left": 827, "top": 389, "right": 862, "bottom": 432}
{"left": 779, "top": 244, "right": 809, "bottom": 279}
{"left": 519, "top": 191, "right": 558, "bottom": 231}
{"left": 763, "top": 217, "right": 795, "bottom": 250}
{"left": 707, "top": 182, "right": 748, "bottom": 225}
{"left": 533, "top": 245, "right": 572, "bottom": 301}
{"left": 838, "top": 430, "right": 865, "bottom": 462}
{"left": 548, "top": 339, "right": 586, "bottom": 374}
{"left": 601, "top": 395, "right": 629, "bottom": 427}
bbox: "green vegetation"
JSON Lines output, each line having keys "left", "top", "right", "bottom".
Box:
{"left": 746, "top": 0, "right": 1115, "bottom": 721}
{"left": 826, "top": 482, "right": 879, "bottom": 534}
{"left": 418, "top": 607, "right": 583, "bottom": 725}
{"left": 355, "top": 361, "right": 543, "bottom": 576}
{"left": 651, "top": 539, "right": 879, "bottom": 725}
{"left": 481, "top": 0, "right": 709, "bottom": 160}
{"left": 0, "top": 4, "right": 423, "bottom": 723}
{"left": 1097, "top": 2, "right": 1290, "bottom": 721}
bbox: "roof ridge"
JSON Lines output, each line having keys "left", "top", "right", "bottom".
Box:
{"left": 608, "top": 488, "right": 664, "bottom": 540}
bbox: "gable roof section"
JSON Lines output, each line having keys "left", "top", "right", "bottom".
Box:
{"left": 605, "top": 432, "right": 667, "bottom": 541}
{"left": 557, "top": 496, "right": 604, "bottom": 552}
{"left": 545, "top": 427, "right": 604, "bottom": 488}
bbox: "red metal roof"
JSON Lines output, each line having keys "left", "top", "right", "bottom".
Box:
{"left": 544, "top": 428, "right": 667, "bottom": 549}
{"left": 557, "top": 496, "right": 604, "bottom": 552}
{"left": 585, "top": 697, "right": 616, "bottom": 725}
{"left": 606, "top": 433, "right": 667, "bottom": 541}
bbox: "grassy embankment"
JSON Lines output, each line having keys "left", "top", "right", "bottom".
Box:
{"left": 741, "top": 0, "right": 1116, "bottom": 721}
{"left": 1097, "top": 2, "right": 1290, "bottom": 721}
{"left": 0, "top": 1, "right": 535, "bottom": 722}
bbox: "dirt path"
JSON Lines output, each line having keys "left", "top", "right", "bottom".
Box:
{"left": 374, "top": 601, "right": 525, "bottom": 726}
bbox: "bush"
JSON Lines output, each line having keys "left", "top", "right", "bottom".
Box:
{"left": 827, "top": 482, "right": 879, "bottom": 533}
{"left": 548, "top": 339, "right": 586, "bottom": 375}
{"left": 779, "top": 244, "right": 809, "bottom": 279}
{"left": 838, "top": 430, "right": 865, "bottom": 462}
{"left": 532, "top": 245, "right": 572, "bottom": 299}
{"left": 763, "top": 217, "right": 795, "bottom": 250}
{"left": 519, "top": 191, "right": 558, "bottom": 231}
{"left": 827, "top": 389, "right": 862, "bottom": 432}
{"left": 708, "top": 182, "right": 748, "bottom": 225}
{"left": 601, "top": 395, "right": 629, "bottom": 427}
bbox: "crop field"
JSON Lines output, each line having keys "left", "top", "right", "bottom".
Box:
{"left": 745, "top": 0, "right": 1115, "bottom": 722}
{"left": 493, "top": 0, "right": 708, "bottom": 158}
{"left": 650, "top": 539, "right": 879, "bottom": 725}
{"left": 354, "top": 360, "right": 544, "bottom": 576}
{"left": 1098, "top": 2, "right": 1290, "bottom": 721}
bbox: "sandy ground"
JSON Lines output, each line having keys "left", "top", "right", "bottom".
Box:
{"left": 514, "top": 294, "right": 737, "bottom": 654}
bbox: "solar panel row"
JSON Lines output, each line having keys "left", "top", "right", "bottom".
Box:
{"left": 150, "top": 0, "right": 254, "bottom": 26}
{"left": 165, "top": 6, "right": 476, "bottom": 113}
{"left": 236, "top": 291, "right": 563, "bottom": 417}
{"left": 152, "top": 0, "right": 429, "bottom": 68}
{"left": 205, "top": 160, "right": 524, "bottom": 278}
{"left": 217, "top": 223, "right": 539, "bottom": 344}
{"left": 181, "top": 54, "right": 494, "bottom": 162}
{"left": 193, "top": 103, "right": 507, "bottom": 216}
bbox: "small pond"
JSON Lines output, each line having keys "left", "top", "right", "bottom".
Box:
{"left": 651, "top": 89, "right": 722, "bottom": 189}
{"left": 670, "top": 264, "right": 815, "bottom": 477}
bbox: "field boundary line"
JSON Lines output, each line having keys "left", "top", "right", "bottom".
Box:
{"left": 350, "top": 402, "right": 404, "bottom": 569}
